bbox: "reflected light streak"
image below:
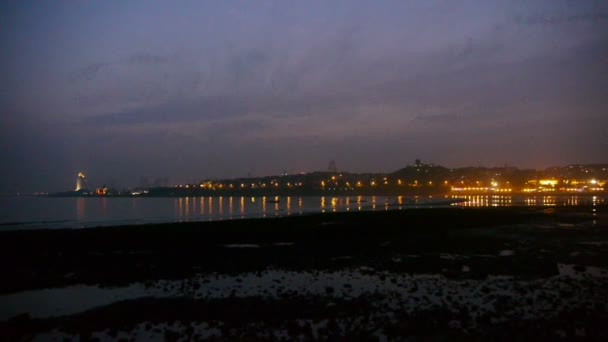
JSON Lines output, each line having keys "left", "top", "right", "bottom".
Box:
{"left": 240, "top": 196, "right": 245, "bottom": 218}
{"left": 184, "top": 197, "right": 190, "bottom": 217}
{"left": 76, "top": 198, "right": 85, "bottom": 221}
{"left": 178, "top": 198, "right": 184, "bottom": 219}
{"left": 229, "top": 197, "right": 233, "bottom": 218}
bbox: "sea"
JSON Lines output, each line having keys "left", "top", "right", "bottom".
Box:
{"left": 0, "top": 195, "right": 604, "bottom": 230}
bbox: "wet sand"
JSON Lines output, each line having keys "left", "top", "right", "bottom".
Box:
{"left": 1, "top": 206, "right": 607, "bottom": 339}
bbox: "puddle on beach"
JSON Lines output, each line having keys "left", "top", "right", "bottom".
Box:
{"left": 0, "top": 284, "right": 157, "bottom": 320}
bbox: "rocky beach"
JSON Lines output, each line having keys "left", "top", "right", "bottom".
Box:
{"left": 2, "top": 206, "right": 607, "bottom": 340}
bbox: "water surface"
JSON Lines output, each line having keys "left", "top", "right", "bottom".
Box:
{"left": 0, "top": 195, "right": 604, "bottom": 230}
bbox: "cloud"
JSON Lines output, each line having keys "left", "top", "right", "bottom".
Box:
{"left": 514, "top": 13, "right": 608, "bottom": 26}
{"left": 79, "top": 34, "right": 608, "bottom": 137}
{"left": 70, "top": 62, "right": 112, "bottom": 81}
{"left": 83, "top": 96, "right": 250, "bottom": 125}
{"left": 71, "top": 52, "right": 175, "bottom": 82}
{"left": 414, "top": 113, "right": 462, "bottom": 123}
{"left": 124, "top": 53, "right": 175, "bottom": 65}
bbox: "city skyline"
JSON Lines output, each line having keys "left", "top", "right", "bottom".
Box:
{"left": 54, "top": 160, "right": 608, "bottom": 196}
{"left": 1, "top": 1, "right": 607, "bottom": 193}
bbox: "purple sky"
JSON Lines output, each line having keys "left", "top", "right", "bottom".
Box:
{"left": 1, "top": 1, "right": 607, "bottom": 192}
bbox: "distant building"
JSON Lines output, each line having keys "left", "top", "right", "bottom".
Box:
{"left": 415, "top": 159, "right": 421, "bottom": 166}
{"left": 96, "top": 186, "right": 108, "bottom": 196}
{"left": 75, "top": 172, "right": 86, "bottom": 191}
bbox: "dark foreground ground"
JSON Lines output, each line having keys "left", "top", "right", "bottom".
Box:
{"left": 1, "top": 206, "right": 608, "bottom": 340}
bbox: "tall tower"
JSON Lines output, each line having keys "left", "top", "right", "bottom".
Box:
{"left": 75, "top": 172, "right": 86, "bottom": 191}
{"left": 328, "top": 160, "right": 337, "bottom": 173}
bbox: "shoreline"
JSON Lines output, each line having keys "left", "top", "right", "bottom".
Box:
{"left": 1, "top": 203, "right": 603, "bottom": 232}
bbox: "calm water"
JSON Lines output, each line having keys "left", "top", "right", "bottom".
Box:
{"left": 0, "top": 195, "right": 604, "bottom": 230}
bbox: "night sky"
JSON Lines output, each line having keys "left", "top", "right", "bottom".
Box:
{"left": 1, "top": 1, "right": 607, "bottom": 192}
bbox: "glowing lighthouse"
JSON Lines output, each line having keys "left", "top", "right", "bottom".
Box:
{"left": 75, "top": 172, "right": 86, "bottom": 191}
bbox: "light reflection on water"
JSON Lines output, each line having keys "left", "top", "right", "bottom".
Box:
{"left": 450, "top": 195, "right": 604, "bottom": 207}
{"left": 0, "top": 195, "right": 605, "bottom": 230}
{"left": 174, "top": 195, "right": 604, "bottom": 219}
